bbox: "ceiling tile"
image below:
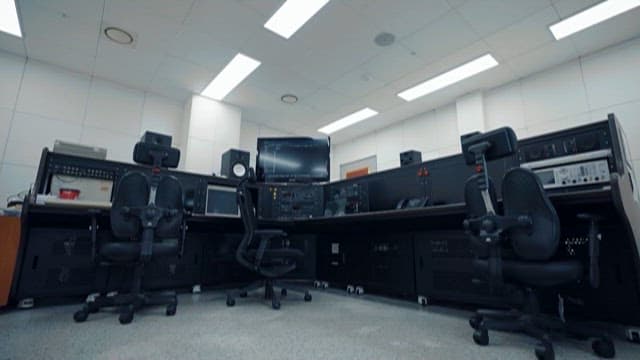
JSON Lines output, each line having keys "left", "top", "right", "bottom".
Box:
{"left": 20, "top": 1, "right": 100, "bottom": 54}
{"left": 149, "top": 77, "right": 192, "bottom": 102}
{"left": 562, "top": 6, "right": 640, "bottom": 56}
{"left": 153, "top": 55, "right": 213, "bottom": 94}
{"left": 550, "top": 0, "right": 601, "bottom": 18}
{"left": 105, "top": 0, "right": 195, "bottom": 22}
{"left": 25, "top": 36, "right": 95, "bottom": 74}
{"left": 506, "top": 38, "right": 579, "bottom": 78}
{"left": 235, "top": 0, "right": 283, "bottom": 18}
{"left": 327, "top": 68, "right": 385, "bottom": 98}
{"left": 0, "top": 32, "right": 25, "bottom": 57}
{"left": 299, "top": 88, "right": 356, "bottom": 113}
{"left": 485, "top": 6, "right": 559, "bottom": 60}
{"left": 343, "top": 0, "right": 452, "bottom": 38}
{"left": 94, "top": 41, "right": 163, "bottom": 90}
{"left": 456, "top": 0, "right": 551, "bottom": 37}
{"left": 102, "top": 1, "right": 183, "bottom": 53}
{"left": 400, "top": 10, "right": 479, "bottom": 65}
{"left": 166, "top": 28, "right": 237, "bottom": 72}
{"left": 185, "top": 0, "right": 264, "bottom": 49}
{"left": 361, "top": 43, "right": 425, "bottom": 83}
{"left": 245, "top": 63, "right": 323, "bottom": 100}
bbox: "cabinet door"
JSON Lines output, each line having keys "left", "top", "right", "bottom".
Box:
{"left": 16, "top": 227, "right": 101, "bottom": 299}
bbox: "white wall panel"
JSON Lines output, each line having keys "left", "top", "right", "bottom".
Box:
{"left": 16, "top": 59, "right": 90, "bottom": 124}
{"left": 85, "top": 79, "right": 145, "bottom": 136}
{"left": 5, "top": 112, "right": 82, "bottom": 166}
{"left": 0, "top": 51, "right": 24, "bottom": 109}
{"left": 0, "top": 163, "right": 37, "bottom": 205}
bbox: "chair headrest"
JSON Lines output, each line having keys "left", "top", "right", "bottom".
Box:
{"left": 461, "top": 127, "right": 518, "bottom": 165}
{"left": 133, "top": 142, "right": 180, "bottom": 168}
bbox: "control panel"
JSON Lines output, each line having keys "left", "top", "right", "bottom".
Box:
{"left": 531, "top": 159, "right": 611, "bottom": 190}
{"left": 258, "top": 184, "right": 324, "bottom": 220}
{"left": 324, "top": 183, "right": 369, "bottom": 216}
{"left": 517, "top": 128, "right": 611, "bottom": 165}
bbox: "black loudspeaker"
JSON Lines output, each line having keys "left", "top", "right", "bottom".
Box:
{"left": 221, "top": 149, "right": 250, "bottom": 179}
{"left": 140, "top": 131, "right": 172, "bottom": 147}
{"left": 400, "top": 150, "right": 422, "bottom": 167}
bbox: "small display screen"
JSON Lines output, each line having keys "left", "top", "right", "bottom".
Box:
{"left": 205, "top": 185, "right": 239, "bottom": 217}
{"left": 536, "top": 170, "right": 556, "bottom": 185}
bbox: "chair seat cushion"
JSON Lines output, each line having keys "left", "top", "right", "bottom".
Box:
{"left": 473, "top": 259, "right": 583, "bottom": 287}
{"left": 100, "top": 239, "right": 179, "bottom": 262}
{"left": 246, "top": 248, "right": 304, "bottom": 260}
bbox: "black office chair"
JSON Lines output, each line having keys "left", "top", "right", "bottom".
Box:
{"left": 226, "top": 169, "right": 312, "bottom": 310}
{"left": 74, "top": 139, "right": 185, "bottom": 324}
{"left": 462, "top": 128, "right": 615, "bottom": 360}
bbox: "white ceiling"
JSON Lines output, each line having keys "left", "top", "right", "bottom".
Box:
{"left": 1, "top": 0, "right": 640, "bottom": 144}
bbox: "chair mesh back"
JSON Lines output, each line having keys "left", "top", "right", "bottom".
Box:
{"left": 111, "top": 172, "right": 149, "bottom": 238}
{"left": 237, "top": 181, "right": 257, "bottom": 236}
{"left": 464, "top": 173, "right": 498, "bottom": 258}
{"left": 502, "top": 168, "right": 560, "bottom": 261}
{"left": 155, "top": 175, "right": 184, "bottom": 238}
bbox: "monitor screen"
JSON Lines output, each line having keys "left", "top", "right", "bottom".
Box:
{"left": 205, "top": 185, "right": 239, "bottom": 217}
{"left": 256, "top": 137, "right": 330, "bottom": 183}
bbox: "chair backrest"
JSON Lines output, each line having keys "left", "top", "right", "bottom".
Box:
{"left": 237, "top": 176, "right": 257, "bottom": 239}
{"left": 502, "top": 168, "right": 560, "bottom": 261}
{"left": 110, "top": 137, "right": 183, "bottom": 240}
{"left": 111, "top": 172, "right": 149, "bottom": 238}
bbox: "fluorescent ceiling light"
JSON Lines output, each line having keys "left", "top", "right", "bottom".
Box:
{"left": 397, "top": 54, "right": 499, "bottom": 102}
{"left": 0, "top": 0, "right": 22, "bottom": 37}
{"left": 201, "top": 53, "right": 261, "bottom": 101}
{"left": 549, "top": 0, "right": 640, "bottom": 40}
{"left": 264, "top": 0, "right": 330, "bottom": 39}
{"left": 318, "top": 108, "right": 378, "bottom": 135}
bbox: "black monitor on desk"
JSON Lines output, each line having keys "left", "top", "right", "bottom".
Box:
{"left": 256, "top": 137, "right": 330, "bottom": 183}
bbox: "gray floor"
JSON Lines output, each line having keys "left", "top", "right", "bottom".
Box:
{"left": 1, "top": 289, "right": 639, "bottom": 360}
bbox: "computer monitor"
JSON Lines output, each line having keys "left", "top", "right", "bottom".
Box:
{"left": 256, "top": 137, "right": 330, "bottom": 183}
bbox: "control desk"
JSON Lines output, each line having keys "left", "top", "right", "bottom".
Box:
{"left": 11, "top": 114, "right": 640, "bottom": 328}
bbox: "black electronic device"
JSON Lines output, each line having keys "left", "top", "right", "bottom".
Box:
{"left": 220, "top": 149, "right": 250, "bottom": 180}
{"left": 256, "top": 137, "right": 330, "bottom": 183}
{"left": 324, "top": 183, "right": 369, "bottom": 216}
{"left": 140, "top": 131, "right": 172, "bottom": 147}
{"left": 258, "top": 184, "right": 324, "bottom": 220}
{"left": 461, "top": 127, "right": 517, "bottom": 165}
{"left": 205, "top": 184, "right": 239, "bottom": 217}
{"left": 400, "top": 150, "right": 422, "bottom": 167}
{"left": 395, "top": 197, "right": 429, "bottom": 209}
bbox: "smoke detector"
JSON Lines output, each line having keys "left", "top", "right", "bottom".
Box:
{"left": 104, "top": 26, "right": 135, "bottom": 45}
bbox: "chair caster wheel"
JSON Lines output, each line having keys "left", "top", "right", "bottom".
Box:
{"left": 355, "top": 286, "right": 364, "bottom": 295}
{"left": 322, "top": 281, "right": 329, "bottom": 289}
{"left": 280, "top": 289, "right": 287, "bottom": 297}
{"left": 469, "top": 315, "right": 482, "bottom": 330}
{"left": 346, "top": 285, "right": 355, "bottom": 294}
{"left": 304, "top": 292, "right": 312, "bottom": 302}
{"left": 313, "top": 280, "right": 321, "bottom": 288}
{"left": 119, "top": 306, "right": 134, "bottom": 325}
{"left": 534, "top": 341, "right": 554, "bottom": 360}
{"left": 166, "top": 303, "right": 177, "bottom": 316}
{"left": 239, "top": 291, "right": 248, "bottom": 298}
{"left": 226, "top": 296, "right": 236, "bottom": 307}
{"left": 272, "top": 300, "right": 281, "bottom": 310}
{"left": 87, "top": 301, "right": 99, "bottom": 314}
{"left": 418, "top": 296, "right": 428, "bottom": 307}
{"left": 592, "top": 337, "right": 615, "bottom": 358}
{"left": 473, "top": 327, "right": 489, "bottom": 346}
{"left": 73, "top": 308, "right": 89, "bottom": 323}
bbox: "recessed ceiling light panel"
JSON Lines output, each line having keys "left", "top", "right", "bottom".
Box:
{"left": 104, "top": 27, "right": 134, "bottom": 45}
{"left": 264, "top": 0, "right": 330, "bottom": 39}
{"left": 0, "top": 0, "right": 22, "bottom": 38}
{"left": 201, "top": 53, "right": 261, "bottom": 101}
{"left": 281, "top": 94, "right": 298, "bottom": 104}
{"left": 318, "top": 107, "right": 378, "bottom": 135}
{"left": 549, "top": 0, "right": 640, "bottom": 40}
{"left": 397, "top": 54, "right": 499, "bottom": 102}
